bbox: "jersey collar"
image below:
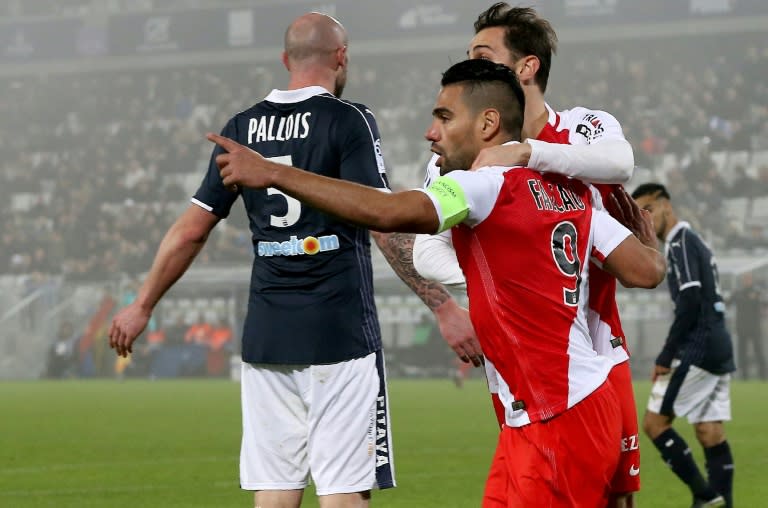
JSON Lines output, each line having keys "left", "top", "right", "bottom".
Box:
{"left": 664, "top": 220, "right": 690, "bottom": 255}
{"left": 665, "top": 220, "right": 690, "bottom": 244}
{"left": 264, "top": 86, "right": 333, "bottom": 104}
{"left": 544, "top": 102, "right": 557, "bottom": 126}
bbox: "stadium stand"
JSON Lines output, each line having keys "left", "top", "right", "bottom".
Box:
{"left": 1, "top": 12, "right": 766, "bottom": 379}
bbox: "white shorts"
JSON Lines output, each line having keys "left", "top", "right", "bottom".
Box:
{"left": 647, "top": 361, "right": 731, "bottom": 424}
{"left": 239, "top": 350, "right": 396, "bottom": 495}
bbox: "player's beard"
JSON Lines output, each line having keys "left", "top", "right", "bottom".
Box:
{"left": 440, "top": 150, "right": 475, "bottom": 175}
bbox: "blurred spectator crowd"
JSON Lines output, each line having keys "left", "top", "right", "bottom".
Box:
{"left": 1, "top": 33, "right": 768, "bottom": 281}
{"left": 45, "top": 312, "right": 234, "bottom": 379}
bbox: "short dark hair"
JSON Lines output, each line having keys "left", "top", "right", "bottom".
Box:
{"left": 631, "top": 183, "right": 671, "bottom": 200}
{"left": 441, "top": 58, "right": 525, "bottom": 140}
{"left": 474, "top": 3, "right": 558, "bottom": 92}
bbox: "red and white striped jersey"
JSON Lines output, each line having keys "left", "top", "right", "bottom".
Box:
{"left": 533, "top": 104, "right": 630, "bottom": 364}
{"left": 421, "top": 165, "right": 631, "bottom": 426}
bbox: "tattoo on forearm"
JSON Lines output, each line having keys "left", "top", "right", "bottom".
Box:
{"left": 373, "top": 231, "right": 450, "bottom": 310}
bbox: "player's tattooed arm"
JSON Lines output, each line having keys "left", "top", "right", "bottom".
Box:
{"left": 371, "top": 231, "right": 483, "bottom": 366}
{"left": 372, "top": 231, "right": 451, "bottom": 310}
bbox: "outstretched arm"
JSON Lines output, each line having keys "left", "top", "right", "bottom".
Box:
{"left": 209, "top": 132, "right": 439, "bottom": 233}
{"left": 109, "top": 205, "right": 219, "bottom": 357}
{"left": 209, "top": 133, "right": 484, "bottom": 364}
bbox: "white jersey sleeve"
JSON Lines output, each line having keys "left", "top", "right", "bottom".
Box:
{"left": 414, "top": 153, "right": 468, "bottom": 287}
{"left": 412, "top": 232, "right": 467, "bottom": 289}
{"left": 526, "top": 106, "right": 634, "bottom": 184}
{"left": 590, "top": 208, "right": 632, "bottom": 265}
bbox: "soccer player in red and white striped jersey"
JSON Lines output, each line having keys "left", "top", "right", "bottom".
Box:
{"left": 206, "top": 58, "right": 666, "bottom": 507}
{"left": 415, "top": 5, "right": 658, "bottom": 506}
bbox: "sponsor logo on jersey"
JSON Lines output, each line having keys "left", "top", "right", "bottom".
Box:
{"left": 575, "top": 113, "right": 605, "bottom": 142}
{"left": 629, "top": 464, "right": 640, "bottom": 476}
{"left": 257, "top": 234, "right": 339, "bottom": 257}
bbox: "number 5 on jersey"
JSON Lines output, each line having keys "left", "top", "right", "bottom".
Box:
{"left": 266, "top": 156, "right": 300, "bottom": 228}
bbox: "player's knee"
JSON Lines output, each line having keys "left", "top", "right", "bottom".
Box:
{"left": 317, "top": 491, "right": 371, "bottom": 508}
{"left": 694, "top": 421, "right": 725, "bottom": 447}
{"left": 641, "top": 411, "right": 668, "bottom": 439}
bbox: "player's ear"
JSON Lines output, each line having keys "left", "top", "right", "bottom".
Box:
{"left": 479, "top": 109, "right": 501, "bottom": 141}
{"left": 281, "top": 51, "right": 290, "bottom": 72}
{"left": 335, "top": 45, "right": 348, "bottom": 69}
{"left": 517, "top": 55, "right": 540, "bottom": 85}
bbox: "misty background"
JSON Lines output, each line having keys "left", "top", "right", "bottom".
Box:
{"left": 1, "top": 0, "right": 766, "bottom": 382}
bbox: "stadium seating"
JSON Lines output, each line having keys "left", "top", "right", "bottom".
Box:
{"left": 0, "top": 33, "right": 765, "bottom": 281}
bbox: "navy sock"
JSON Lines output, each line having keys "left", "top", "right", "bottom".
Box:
{"left": 705, "top": 441, "right": 734, "bottom": 508}
{"left": 652, "top": 428, "right": 718, "bottom": 501}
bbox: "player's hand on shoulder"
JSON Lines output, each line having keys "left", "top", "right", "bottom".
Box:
{"left": 471, "top": 143, "right": 532, "bottom": 170}
{"left": 109, "top": 303, "right": 152, "bottom": 358}
{"left": 206, "top": 133, "right": 274, "bottom": 190}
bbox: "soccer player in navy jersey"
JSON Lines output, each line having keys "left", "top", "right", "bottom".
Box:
{"left": 633, "top": 183, "right": 734, "bottom": 508}
{"left": 110, "top": 13, "right": 395, "bottom": 508}
{"left": 207, "top": 58, "right": 666, "bottom": 507}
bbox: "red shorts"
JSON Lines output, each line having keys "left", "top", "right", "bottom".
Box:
{"left": 609, "top": 360, "right": 641, "bottom": 494}
{"left": 482, "top": 380, "right": 622, "bottom": 508}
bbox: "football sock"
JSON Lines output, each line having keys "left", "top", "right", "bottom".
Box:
{"left": 652, "top": 428, "right": 719, "bottom": 501}
{"left": 705, "top": 441, "right": 734, "bottom": 508}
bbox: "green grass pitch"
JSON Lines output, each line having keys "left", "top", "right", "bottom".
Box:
{"left": 0, "top": 379, "right": 765, "bottom": 507}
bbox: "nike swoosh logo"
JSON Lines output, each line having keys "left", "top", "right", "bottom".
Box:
{"left": 629, "top": 464, "right": 640, "bottom": 476}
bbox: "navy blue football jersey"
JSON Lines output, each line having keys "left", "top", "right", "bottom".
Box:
{"left": 193, "top": 86, "right": 388, "bottom": 364}
{"left": 662, "top": 221, "right": 735, "bottom": 374}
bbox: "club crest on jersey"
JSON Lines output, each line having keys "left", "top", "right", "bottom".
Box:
{"left": 257, "top": 234, "right": 340, "bottom": 257}
{"left": 575, "top": 113, "right": 605, "bottom": 142}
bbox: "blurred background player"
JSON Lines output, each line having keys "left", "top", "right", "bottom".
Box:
{"left": 414, "top": 4, "right": 647, "bottom": 506}
{"left": 110, "top": 12, "right": 395, "bottom": 508}
{"left": 206, "top": 58, "right": 666, "bottom": 507}
{"left": 730, "top": 271, "right": 766, "bottom": 380}
{"left": 633, "top": 183, "right": 735, "bottom": 508}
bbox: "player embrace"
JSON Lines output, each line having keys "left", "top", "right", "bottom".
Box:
{"left": 415, "top": 4, "right": 654, "bottom": 506}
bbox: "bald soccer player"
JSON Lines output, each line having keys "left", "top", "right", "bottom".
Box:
{"left": 110, "top": 13, "right": 395, "bottom": 508}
